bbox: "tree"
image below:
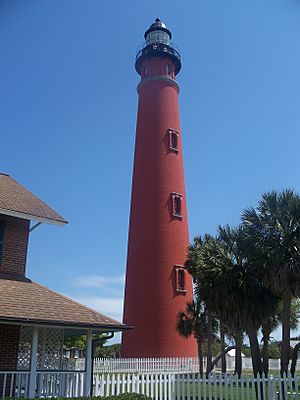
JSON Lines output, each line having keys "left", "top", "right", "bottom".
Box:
{"left": 185, "top": 236, "right": 220, "bottom": 375}
{"left": 96, "top": 343, "right": 121, "bottom": 358}
{"left": 176, "top": 300, "right": 207, "bottom": 375}
{"left": 64, "top": 335, "right": 87, "bottom": 352}
{"left": 220, "top": 322, "right": 227, "bottom": 373}
{"left": 189, "top": 226, "right": 279, "bottom": 377}
{"left": 64, "top": 333, "right": 108, "bottom": 357}
{"left": 243, "top": 190, "right": 300, "bottom": 375}
{"left": 261, "top": 314, "right": 280, "bottom": 375}
{"left": 266, "top": 341, "right": 281, "bottom": 359}
{"left": 261, "top": 299, "right": 300, "bottom": 375}
{"left": 186, "top": 234, "right": 243, "bottom": 375}
{"left": 242, "top": 345, "right": 251, "bottom": 357}
{"left": 290, "top": 342, "right": 300, "bottom": 377}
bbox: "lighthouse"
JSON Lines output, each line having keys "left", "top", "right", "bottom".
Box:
{"left": 122, "top": 19, "right": 196, "bottom": 357}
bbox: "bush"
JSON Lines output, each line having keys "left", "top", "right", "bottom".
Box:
{"left": 6, "top": 394, "right": 152, "bottom": 400}
{"left": 85, "top": 395, "right": 151, "bottom": 400}
{"left": 99, "top": 394, "right": 152, "bottom": 399}
{"left": 242, "top": 345, "right": 251, "bottom": 357}
{"left": 267, "top": 341, "right": 281, "bottom": 359}
{"left": 55, "top": 395, "right": 152, "bottom": 400}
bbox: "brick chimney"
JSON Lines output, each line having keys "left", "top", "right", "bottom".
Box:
{"left": 0, "top": 215, "right": 30, "bottom": 278}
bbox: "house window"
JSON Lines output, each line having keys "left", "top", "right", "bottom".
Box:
{"left": 171, "top": 193, "right": 183, "bottom": 218}
{"left": 168, "top": 129, "right": 179, "bottom": 152}
{"left": 0, "top": 221, "right": 5, "bottom": 263}
{"left": 175, "top": 266, "right": 186, "bottom": 293}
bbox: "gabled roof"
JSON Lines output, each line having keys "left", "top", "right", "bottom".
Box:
{"left": 0, "top": 173, "right": 67, "bottom": 225}
{"left": 0, "top": 278, "right": 128, "bottom": 332}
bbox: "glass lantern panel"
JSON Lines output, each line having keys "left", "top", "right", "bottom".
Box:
{"left": 146, "top": 30, "right": 170, "bottom": 45}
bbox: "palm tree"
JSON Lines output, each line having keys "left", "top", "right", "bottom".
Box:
{"left": 242, "top": 190, "right": 300, "bottom": 375}
{"left": 176, "top": 300, "right": 207, "bottom": 375}
{"left": 185, "top": 236, "right": 220, "bottom": 375}
{"left": 186, "top": 234, "right": 244, "bottom": 375}
{"left": 261, "top": 299, "right": 300, "bottom": 375}
{"left": 190, "top": 226, "right": 279, "bottom": 377}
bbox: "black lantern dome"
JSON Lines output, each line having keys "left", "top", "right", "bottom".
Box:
{"left": 135, "top": 18, "right": 181, "bottom": 76}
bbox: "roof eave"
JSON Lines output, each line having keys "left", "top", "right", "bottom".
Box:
{"left": 0, "top": 208, "right": 67, "bottom": 226}
{"left": 0, "top": 317, "right": 131, "bottom": 332}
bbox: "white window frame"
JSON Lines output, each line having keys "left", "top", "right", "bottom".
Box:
{"left": 171, "top": 192, "right": 183, "bottom": 219}
{"left": 168, "top": 129, "right": 179, "bottom": 153}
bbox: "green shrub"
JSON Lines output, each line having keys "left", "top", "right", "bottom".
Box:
{"left": 99, "top": 394, "right": 152, "bottom": 399}
{"left": 5, "top": 395, "right": 152, "bottom": 400}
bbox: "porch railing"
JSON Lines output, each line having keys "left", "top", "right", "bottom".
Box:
{"left": 0, "top": 371, "right": 85, "bottom": 399}
{"left": 0, "top": 371, "right": 30, "bottom": 399}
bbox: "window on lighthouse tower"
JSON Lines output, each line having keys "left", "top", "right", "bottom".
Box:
{"left": 165, "top": 64, "right": 170, "bottom": 76}
{"left": 171, "top": 193, "right": 183, "bottom": 218}
{"left": 169, "top": 129, "right": 179, "bottom": 152}
{"left": 175, "top": 266, "right": 186, "bottom": 293}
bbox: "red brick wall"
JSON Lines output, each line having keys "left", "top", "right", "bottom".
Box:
{"left": 0, "top": 215, "right": 29, "bottom": 277}
{"left": 0, "top": 324, "right": 20, "bottom": 370}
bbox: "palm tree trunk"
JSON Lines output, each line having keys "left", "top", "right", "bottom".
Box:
{"left": 197, "top": 338, "right": 204, "bottom": 376}
{"left": 233, "top": 333, "right": 242, "bottom": 377}
{"left": 281, "top": 293, "right": 291, "bottom": 376}
{"left": 220, "top": 323, "right": 227, "bottom": 373}
{"left": 261, "top": 325, "right": 270, "bottom": 376}
{"left": 290, "top": 342, "right": 300, "bottom": 377}
{"left": 248, "top": 327, "right": 265, "bottom": 400}
{"left": 247, "top": 326, "right": 263, "bottom": 377}
{"left": 206, "top": 310, "right": 213, "bottom": 375}
{"left": 208, "top": 345, "right": 236, "bottom": 373}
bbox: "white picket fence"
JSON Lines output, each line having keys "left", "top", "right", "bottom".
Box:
{"left": 94, "top": 372, "right": 300, "bottom": 400}
{"left": 0, "top": 371, "right": 85, "bottom": 399}
{"left": 72, "top": 356, "right": 300, "bottom": 373}
{"left": 2, "top": 370, "right": 300, "bottom": 399}
{"left": 74, "top": 357, "right": 206, "bottom": 373}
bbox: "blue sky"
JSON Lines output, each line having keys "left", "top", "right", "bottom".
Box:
{"left": 1, "top": 0, "right": 300, "bottom": 343}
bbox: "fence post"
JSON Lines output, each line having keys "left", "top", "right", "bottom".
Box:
{"left": 28, "top": 327, "right": 39, "bottom": 399}
{"left": 84, "top": 330, "right": 93, "bottom": 396}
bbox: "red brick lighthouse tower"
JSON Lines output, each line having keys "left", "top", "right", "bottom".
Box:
{"left": 122, "top": 19, "right": 196, "bottom": 357}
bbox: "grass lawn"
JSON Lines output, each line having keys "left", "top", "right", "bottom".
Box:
{"left": 98, "top": 372, "right": 300, "bottom": 399}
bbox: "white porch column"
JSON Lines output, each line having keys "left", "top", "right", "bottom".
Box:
{"left": 28, "top": 326, "right": 39, "bottom": 399}
{"left": 84, "top": 330, "right": 93, "bottom": 396}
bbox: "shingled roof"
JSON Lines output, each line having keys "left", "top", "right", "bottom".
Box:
{"left": 0, "top": 173, "right": 67, "bottom": 225}
{"left": 0, "top": 278, "right": 128, "bottom": 332}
